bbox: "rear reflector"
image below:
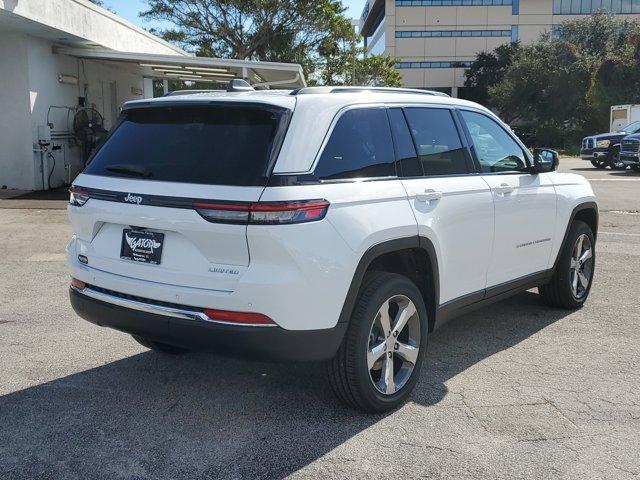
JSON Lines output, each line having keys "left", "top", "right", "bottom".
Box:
{"left": 195, "top": 200, "right": 330, "bottom": 225}
{"left": 203, "top": 308, "right": 275, "bottom": 326}
{"left": 71, "top": 278, "right": 86, "bottom": 290}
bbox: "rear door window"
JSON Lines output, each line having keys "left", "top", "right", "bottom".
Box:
{"left": 84, "top": 105, "right": 287, "bottom": 186}
{"left": 314, "top": 108, "right": 396, "bottom": 180}
{"left": 403, "top": 107, "right": 469, "bottom": 176}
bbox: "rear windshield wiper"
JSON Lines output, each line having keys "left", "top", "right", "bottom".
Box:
{"left": 105, "top": 164, "right": 152, "bottom": 178}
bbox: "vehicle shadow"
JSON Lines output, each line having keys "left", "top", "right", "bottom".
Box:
{"left": 0, "top": 292, "right": 572, "bottom": 479}
{"left": 569, "top": 167, "right": 638, "bottom": 176}
{"left": 607, "top": 170, "right": 640, "bottom": 176}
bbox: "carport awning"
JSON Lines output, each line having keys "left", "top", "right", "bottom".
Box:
{"left": 53, "top": 47, "right": 306, "bottom": 88}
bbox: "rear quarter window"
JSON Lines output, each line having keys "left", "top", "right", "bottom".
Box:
{"left": 84, "top": 105, "right": 287, "bottom": 186}
{"left": 314, "top": 108, "right": 396, "bottom": 181}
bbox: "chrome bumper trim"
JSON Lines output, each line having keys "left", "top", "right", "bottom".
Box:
{"left": 71, "top": 285, "right": 276, "bottom": 327}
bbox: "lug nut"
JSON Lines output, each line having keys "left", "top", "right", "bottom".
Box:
{"left": 393, "top": 331, "right": 398, "bottom": 338}
{"left": 388, "top": 352, "right": 393, "bottom": 358}
{"left": 394, "top": 343, "right": 399, "bottom": 350}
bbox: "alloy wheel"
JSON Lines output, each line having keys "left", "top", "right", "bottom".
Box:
{"left": 570, "top": 234, "right": 593, "bottom": 299}
{"left": 367, "top": 295, "right": 421, "bottom": 395}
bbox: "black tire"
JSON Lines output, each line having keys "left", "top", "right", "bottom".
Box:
{"left": 324, "top": 272, "right": 429, "bottom": 413}
{"left": 632, "top": 165, "right": 640, "bottom": 173}
{"left": 590, "top": 159, "right": 607, "bottom": 169}
{"left": 132, "top": 335, "right": 189, "bottom": 354}
{"left": 607, "top": 147, "right": 627, "bottom": 170}
{"left": 539, "top": 220, "right": 595, "bottom": 309}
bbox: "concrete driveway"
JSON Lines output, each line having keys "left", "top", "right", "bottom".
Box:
{"left": 0, "top": 158, "right": 639, "bottom": 479}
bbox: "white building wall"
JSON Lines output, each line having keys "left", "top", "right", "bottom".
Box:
{"left": 0, "top": 33, "right": 34, "bottom": 190}
{"left": 24, "top": 36, "right": 149, "bottom": 189}
{"left": 0, "top": 0, "right": 187, "bottom": 56}
{"left": 0, "top": 0, "right": 191, "bottom": 190}
{"left": 26, "top": 35, "right": 79, "bottom": 189}
{"left": 374, "top": 0, "right": 640, "bottom": 93}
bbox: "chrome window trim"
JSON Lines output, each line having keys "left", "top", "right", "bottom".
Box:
{"left": 285, "top": 101, "right": 459, "bottom": 177}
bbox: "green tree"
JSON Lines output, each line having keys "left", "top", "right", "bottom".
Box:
{"left": 87, "top": 0, "right": 114, "bottom": 11}
{"left": 555, "top": 11, "right": 640, "bottom": 57}
{"left": 490, "top": 41, "right": 589, "bottom": 122}
{"left": 463, "top": 42, "right": 520, "bottom": 106}
{"left": 141, "top": 0, "right": 401, "bottom": 87}
{"left": 588, "top": 35, "right": 640, "bottom": 127}
{"left": 475, "top": 12, "right": 640, "bottom": 146}
{"left": 142, "top": 1, "right": 346, "bottom": 63}
{"left": 312, "top": 20, "right": 402, "bottom": 87}
{"left": 353, "top": 55, "right": 402, "bottom": 87}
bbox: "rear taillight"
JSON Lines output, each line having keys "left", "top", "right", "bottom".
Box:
{"left": 195, "top": 200, "right": 330, "bottom": 225}
{"left": 69, "top": 186, "right": 90, "bottom": 207}
{"left": 203, "top": 308, "right": 275, "bottom": 326}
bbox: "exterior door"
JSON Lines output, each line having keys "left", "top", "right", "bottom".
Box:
{"left": 390, "top": 107, "right": 494, "bottom": 305}
{"left": 458, "top": 109, "right": 557, "bottom": 288}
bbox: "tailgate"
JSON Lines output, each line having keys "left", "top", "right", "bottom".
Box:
{"left": 69, "top": 176, "right": 263, "bottom": 292}
{"left": 68, "top": 102, "right": 290, "bottom": 293}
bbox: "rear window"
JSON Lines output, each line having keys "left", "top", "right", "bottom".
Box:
{"left": 84, "top": 105, "right": 287, "bottom": 186}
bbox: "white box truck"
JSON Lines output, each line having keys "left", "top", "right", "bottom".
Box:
{"left": 611, "top": 105, "right": 640, "bottom": 132}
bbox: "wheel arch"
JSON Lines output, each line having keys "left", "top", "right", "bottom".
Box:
{"left": 552, "top": 202, "right": 599, "bottom": 272}
{"left": 337, "top": 236, "right": 440, "bottom": 332}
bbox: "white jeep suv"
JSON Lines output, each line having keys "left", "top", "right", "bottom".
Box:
{"left": 67, "top": 87, "right": 598, "bottom": 412}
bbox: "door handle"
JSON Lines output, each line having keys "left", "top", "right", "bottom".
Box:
{"left": 415, "top": 189, "right": 443, "bottom": 202}
{"left": 493, "top": 183, "right": 515, "bottom": 195}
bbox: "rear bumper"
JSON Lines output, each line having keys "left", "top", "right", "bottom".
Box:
{"left": 620, "top": 154, "right": 640, "bottom": 165}
{"left": 70, "top": 286, "right": 347, "bottom": 362}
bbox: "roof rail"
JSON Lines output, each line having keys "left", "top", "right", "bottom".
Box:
{"left": 290, "top": 86, "right": 450, "bottom": 97}
{"left": 164, "top": 89, "right": 220, "bottom": 97}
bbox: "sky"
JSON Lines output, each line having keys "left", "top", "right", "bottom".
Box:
{"left": 104, "top": 0, "right": 364, "bottom": 30}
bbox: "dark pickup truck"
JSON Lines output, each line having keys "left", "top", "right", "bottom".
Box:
{"left": 581, "top": 121, "right": 640, "bottom": 169}
{"left": 620, "top": 134, "right": 640, "bottom": 172}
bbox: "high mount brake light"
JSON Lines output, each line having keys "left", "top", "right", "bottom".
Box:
{"left": 195, "top": 200, "right": 330, "bottom": 225}
{"left": 69, "top": 186, "right": 90, "bottom": 207}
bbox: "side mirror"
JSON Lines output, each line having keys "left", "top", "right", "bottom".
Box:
{"left": 532, "top": 148, "right": 559, "bottom": 173}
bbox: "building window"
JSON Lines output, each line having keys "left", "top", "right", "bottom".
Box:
{"left": 396, "top": 0, "right": 513, "bottom": 6}
{"left": 395, "top": 29, "right": 512, "bottom": 38}
{"left": 396, "top": 61, "right": 474, "bottom": 68}
{"left": 366, "top": 18, "right": 386, "bottom": 56}
{"left": 368, "top": 32, "right": 387, "bottom": 55}
{"left": 553, "top": 0, "right": 640, "bottom": 14}
{"left": 511, "top": 25, "right": 519, "bottom": 42}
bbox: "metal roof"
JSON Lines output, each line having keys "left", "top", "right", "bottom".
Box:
{"left": 53, "top": 47, "right": 307, "bottom": 89}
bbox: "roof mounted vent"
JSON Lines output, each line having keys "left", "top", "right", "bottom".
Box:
{"left": 227, "top": 79, "right": 255, "bottom": 92}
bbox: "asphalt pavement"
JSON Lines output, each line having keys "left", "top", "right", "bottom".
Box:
{"left": 0, "top": 157, "right": 638, "bottom": 479}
